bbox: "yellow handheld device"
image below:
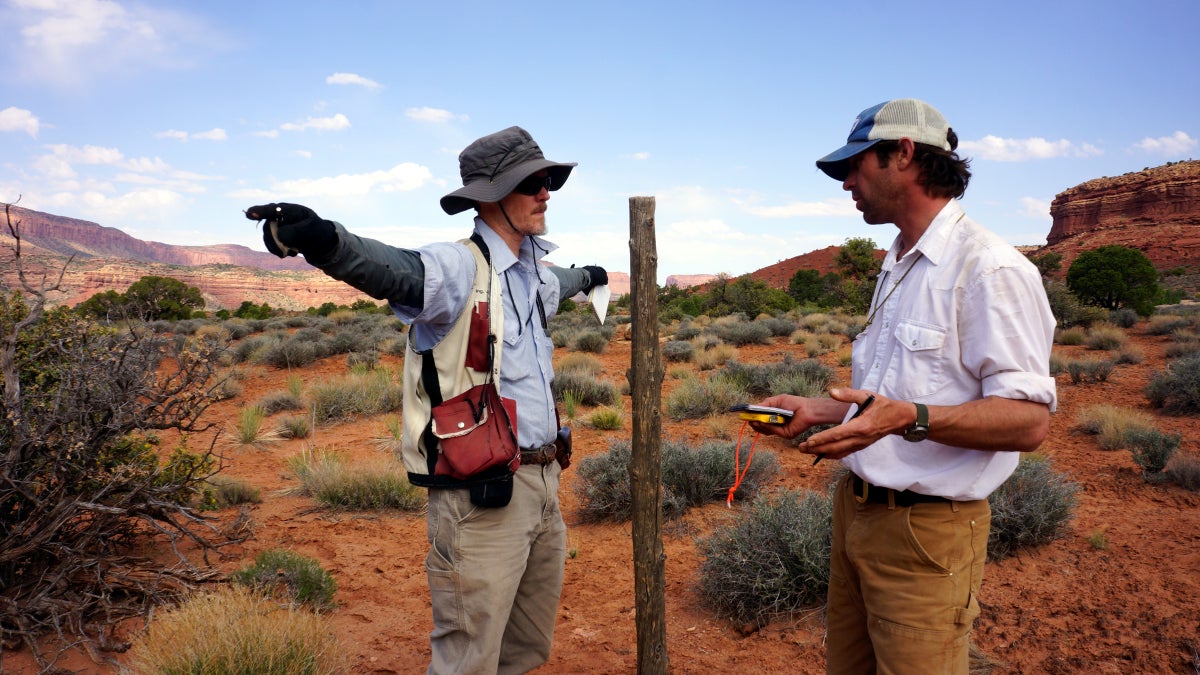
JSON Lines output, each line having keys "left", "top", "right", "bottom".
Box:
{"left": 728, "top": 404, "right": 793, "bottom": 425}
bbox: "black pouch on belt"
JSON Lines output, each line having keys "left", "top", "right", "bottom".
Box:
{"left": 469, "top": 472, "right": 514, "bottom": 508}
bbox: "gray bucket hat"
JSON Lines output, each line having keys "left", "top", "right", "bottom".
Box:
{"left": 440, "top": 126, "right": 576, "bottom": 215}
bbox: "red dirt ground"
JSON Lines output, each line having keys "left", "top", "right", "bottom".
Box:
{"left": 6, "top": 321, "right": 1200, "bottom": 674}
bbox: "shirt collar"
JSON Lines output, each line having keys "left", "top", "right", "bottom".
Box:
{"left": 472, "top": 217, "right": 558, "bottom": 273}
{"left": 884, "top": 199, "right": 964, "bottom": 269}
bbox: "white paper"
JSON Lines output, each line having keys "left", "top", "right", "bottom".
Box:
{"left": 587, "top": 284, "right": 611, "bottom": 324}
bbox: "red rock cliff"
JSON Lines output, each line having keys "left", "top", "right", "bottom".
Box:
{"left": 1048, "top": 160, "right": 1200, "bottom": 245}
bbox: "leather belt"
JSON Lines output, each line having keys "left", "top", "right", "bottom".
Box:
{"left": 851, "top": 473, "right": 951, "bottom": 507}
{"left": 520, "top": 443, "right": 558, "bottom": 466}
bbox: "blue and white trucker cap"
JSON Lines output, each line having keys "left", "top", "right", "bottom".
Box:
{"left": 816, "top": 99, "right": 953, "bottom": 181}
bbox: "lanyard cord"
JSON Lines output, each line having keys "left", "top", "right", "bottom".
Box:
{"left": 726, "top": 421, "right": 760, "bottom": 507}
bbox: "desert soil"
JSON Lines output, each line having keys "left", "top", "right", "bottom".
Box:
{"left": 6, "top": 321, "right": 1200, "bottom": 674}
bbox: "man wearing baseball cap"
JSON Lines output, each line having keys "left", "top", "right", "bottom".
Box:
{"left": 753, "top": 99, "right": 1057, "bottom": 674}
{"left": 246, "top": 126, "right": 606, "bottom": 673}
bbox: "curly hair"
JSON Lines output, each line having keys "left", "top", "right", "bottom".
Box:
{"left": 873, "top": 130, "right": 972, "bottom": 199}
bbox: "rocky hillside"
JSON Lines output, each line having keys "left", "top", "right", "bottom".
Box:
{"left": 1040, "top": 160, "right": 1200, "bottom": 275}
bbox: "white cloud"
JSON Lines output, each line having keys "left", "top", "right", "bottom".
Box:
{"left": 0, "top": 107, "right": 41, "bottom": 136}
{"left": 1019, "top": 197, "right": 1050, "bottom": 220}
{"left": 326, "top": 72, "right": 381, "bottom": 89}
{"left": 253, "top": 129, "right": 280, "bottom": 139}
{"left": 296, "top": 150, "right": 313, "bottom": 159}
{"left": 405, "top": 107, "right": 467, "bottom": 124}
{"left": 45, "top": 143, "right": 124, "bottom": 165}
{"left": 1132, "top": 131, "right": 1197, "bottom": 156}
{"left": 7, "top": 0, "right": 217, "bottom": 88}
{"left": 959, "top": 135, "right": 1103, "bottom": 161}
{"left": 280, "top": 113, "right": 351, "bottom": 132}
{"left": 738, "top": 197, "right": 858, "bottom": 218}
{"left": 159, "top": 127, "right": 225, "bottom": 142}
{"left": 268, "top": 163, "right": 434, "bottom": 198}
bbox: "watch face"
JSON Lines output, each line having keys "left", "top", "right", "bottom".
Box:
{"left": 903, "top": 426, "right": 929, "bottom": 442}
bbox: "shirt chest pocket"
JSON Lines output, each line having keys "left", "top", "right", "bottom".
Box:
{"left": 884, "top": 319, "right": 948, "bottom": 400}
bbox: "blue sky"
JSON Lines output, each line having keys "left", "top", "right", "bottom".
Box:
{"left": 1, "top": 1, "right": 1197, "bottom": 284}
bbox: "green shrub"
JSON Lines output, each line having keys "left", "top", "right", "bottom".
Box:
{"left": 1144, "top": 354, "right": 1200, "bottom": 415}
{"left": 257, "top": 389, "right": 305, "bottom": 415}
{"left": 230, "top": 405, "right": 282, "bottom": 449}
{"left": 987, "top": 455, "right": 1078, "bottom": 560}
{"left": 572, "top": 329, "right": 609, "bottom": 353}
{"left": 1066, "top": 358, "right": 1115, "bottom": 384}
{"left": 588, "top": 407, "right": 624, "bottom": 430}
{"left": 711, "top": 320, "right": 773, "bottom": 346}
{"left": 231, "top": 548, "right": 338, "bottom": 611}
{"left": 126, "top": 585, "right": 343, "bottom": 675}
{"left": 552, "top": 370, "right": 621, "bottom": 407}
{"left": 661, "top": 340, "right": 695, "bottom": 363}
{"left": 712, "top": 357, "right": 833, "bottom": 398}
{"left": 209, "top": 475, "right": 263, "bottom": 506}
{"left": 573, "top": 438, "right": 778, "bottom": 522}
{"left": 696, "top": 488, "right": 833, "bottom": 625}
{"left": 664, "top": 375, "right": 747, "bottom": 420}
{"left": 278, "top": 414, "right": 312, "bottom": 440}
{"left": 1126, "top": 427, "right": 1181, "bottom": 476}
{"left": 1109, "top": 308, "right": 1139, "bottom": 328}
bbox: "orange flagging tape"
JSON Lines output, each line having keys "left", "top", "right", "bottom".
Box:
{"left": 726, "top": 420, "right": 759, "bottom": 507}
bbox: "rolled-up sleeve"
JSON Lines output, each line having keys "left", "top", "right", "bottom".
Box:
{"left": 963, "top": 265, "right": 1058, "bottom": 412}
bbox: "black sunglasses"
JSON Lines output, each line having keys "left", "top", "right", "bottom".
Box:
{"left": 512, "top": 173, "right": 553, "bottom": 196}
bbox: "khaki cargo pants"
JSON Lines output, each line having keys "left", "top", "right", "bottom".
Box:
{"left": 424, "top": 462, "right": 566, "bottom": 675}
{"left": 825, "top": 474, "right": 991, "bottom": 675}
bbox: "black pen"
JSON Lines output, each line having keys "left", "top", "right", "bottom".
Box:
{"left": 813, "top": 394, "right": 876, "bottom": 466}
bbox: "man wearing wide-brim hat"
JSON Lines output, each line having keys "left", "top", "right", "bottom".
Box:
{"left": 247, "top": 125, "right": 607, "bottom": 674}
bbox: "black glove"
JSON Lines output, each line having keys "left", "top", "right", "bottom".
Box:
{"left": 245, "top": 203, "right": 337, "bottom": 259}
{"left": 581, "top": 265, "right": 608, "bottom": 293}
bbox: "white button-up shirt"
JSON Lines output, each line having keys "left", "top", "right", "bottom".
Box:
{"left": 845, "top": 200, "right": 1058, "bottom": 500}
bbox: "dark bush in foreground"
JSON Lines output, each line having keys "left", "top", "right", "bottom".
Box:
{"left": 573, "top": 438, "right": 778, "bottom": 522}
{"left": 697, "top": 488, "right": 833, "bottom": 625}
{"left": 987, "top": 455, "right": 1078, "bottom": 560}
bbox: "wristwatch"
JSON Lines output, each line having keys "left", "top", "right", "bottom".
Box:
{"left": 902, "top": 403, "right": 929, "bottom": 442}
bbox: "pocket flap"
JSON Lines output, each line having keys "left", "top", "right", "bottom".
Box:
{"left": 431, "top": 399, "right": 487, "bottom": 439}
{"left": 895, "top": 320, "right": 946, "bottom": 352}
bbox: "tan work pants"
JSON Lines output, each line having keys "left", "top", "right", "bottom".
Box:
{"left": 826, "top": 474, "right": 990, "bottom": 675}
{"left": 425, "top": 462, "right": 566, "bottom": 675}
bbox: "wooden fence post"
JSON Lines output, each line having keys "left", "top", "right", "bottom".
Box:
{"left": 627, "top": 196, "right": 668, "bottom": 673}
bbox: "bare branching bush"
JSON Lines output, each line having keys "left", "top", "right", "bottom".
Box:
{"left": 1, "top": 200, "right": 236, "bottom": 668}
{"left": 987, "top": 455, "right": 1079, "bottom": 560}
{"left": 697, "top": 488, "right": 833, "bottom": 625}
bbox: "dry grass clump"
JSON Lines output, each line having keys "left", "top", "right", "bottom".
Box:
{"left": 1074, "top": 404, "right": 1156, "bottom": 450}
{"left": 1166, "top": 453, "right": 1200, "bottom": 491}
{"left": 288, "top": 448, "right": 425, "bottom": 511}
{"left": 1084, "top": 323, "right": 1127, "bottom": 351}
{"left": 125, "top": 585, "right": 345, "bottom": 675}
{"left": 557, "top": 352, "right": 603, "bottom": 377}
{"left": 310, "top": 367, "right": 403, "bottom": 423}
{"left": 228, "top": 404, "right": 283, "bottom": 450}
{"left": 209, "top": 475, "right": 263, "bottom": 507}
{"left": 694, "top": 342, "right": 738, "bottom": 371}
{"left": 588, "top": 406, "right": 624, "bottom": 430}
{"left": 665, "top": 375, "right": 747, "bottom": 420}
